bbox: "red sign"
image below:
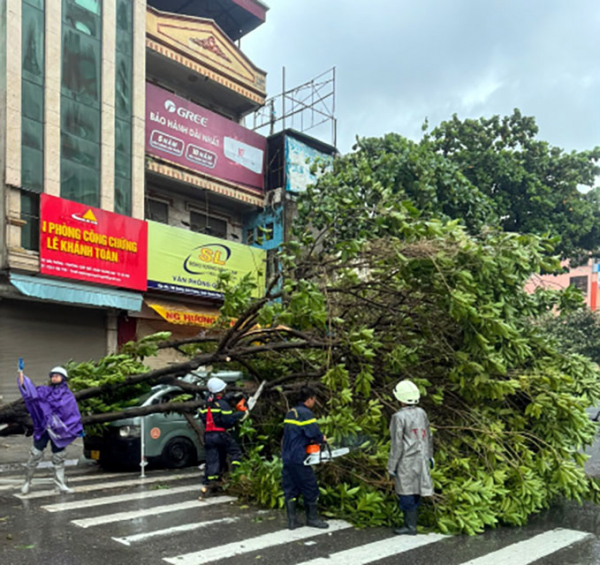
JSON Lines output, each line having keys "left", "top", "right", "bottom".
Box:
{"left": 40, "top": 194, "right": 148, "bottom": 291}
{"left": 145, "top": 82, "right": 266, "bottom": 191}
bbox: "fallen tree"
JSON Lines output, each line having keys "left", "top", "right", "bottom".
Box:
{"left": 2, "top": 128, "right": 600, "bottom": 535}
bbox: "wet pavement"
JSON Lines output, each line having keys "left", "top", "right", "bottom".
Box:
{"left": 0, "top": 417, "right": 599, "bottom": 564}
{"left": 0, "top": 466, "right": 599, "bottom": 565}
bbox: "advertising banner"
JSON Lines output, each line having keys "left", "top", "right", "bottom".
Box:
{"left": 147, "top": 221, "right": 266, "bottom": 299}
{"left": 146, "top": 82, "right": 266, "bottom": 190}
{"left": 285, "top": 135, "right": 334, "bottom": 193}
{"left": 40, "top": 194, "right": 148, "bottom": 291}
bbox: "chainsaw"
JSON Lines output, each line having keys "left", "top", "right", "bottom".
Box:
{"left": 304, "top": 442, "right": 350, "bottom": 466}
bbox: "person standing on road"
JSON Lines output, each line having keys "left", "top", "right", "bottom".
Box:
{"left": 387, "top": 379, "right": 434, "bottom": 535}
{"left": 198, "top": 377, "right": 245, "bottom": 497}
{"left": 282, "top": 386, "right": 329, "bottom": 530}
{"left": 18, "top": 366, "right": 83, "bottom": 495}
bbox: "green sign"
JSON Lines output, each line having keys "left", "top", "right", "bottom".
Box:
{"left": 147, "top": 221, "right": 266, "bottom": 299}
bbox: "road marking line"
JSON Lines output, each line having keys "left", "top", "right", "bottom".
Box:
{"left": 460, "top": 528, "right": 594, "bottom": 565}
{"left": 163, "top": 520, "right": 353, "bottom": 565}
{"left": 14, "top": 473, "right": 194, "bottom": 500}
{"left": 42, "top": 484, "right": 201, "bottom": 512}
{"left": 297, "top": 533, "right": 448, "bottom": 564}
{"left": 112, "top": 516, "right": 239, "bottom": 546}
{"left": 0, "top": 471, "right": 148, "bottom": 488}
{"left": 71, "top": 496, "right": 236, "bottom": 528}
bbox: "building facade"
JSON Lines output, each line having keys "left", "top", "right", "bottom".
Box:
{"left": 0, "top": 0, "right": 269, "bottom": 400}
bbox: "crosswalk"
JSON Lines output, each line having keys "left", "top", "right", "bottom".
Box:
{"left": 0, "top": 468, "right": 596, "bottom": 564}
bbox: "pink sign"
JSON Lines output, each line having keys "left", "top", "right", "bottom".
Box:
{"left": 146, "top": 82, "right": 266, "bottom": 191}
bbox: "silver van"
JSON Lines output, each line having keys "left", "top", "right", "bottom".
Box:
{"left": 83, "top": 371, "right": 242, "bottom": 469}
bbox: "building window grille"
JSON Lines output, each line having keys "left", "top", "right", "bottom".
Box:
{"left": 146, "top": 198, "right": 169, "bottom": 224}
{"left": 190, "top": 211, "right": 228, "bottom": 240}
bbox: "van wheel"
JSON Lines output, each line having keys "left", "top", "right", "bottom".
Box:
{"left": 161, "top": 437, "right": 196, "bottom": 468}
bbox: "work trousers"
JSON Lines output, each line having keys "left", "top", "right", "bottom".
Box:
{"left": 33, "top": 431, "right": 64, "bottom": 454}
{"left": 203, "top": 431, "right": 242, "bottom": 483}
{"left": 398, "top": 494, "right": 421, "bottom": 511}
{"left": 282, "top": 463, "right": 319, "bottom": 504}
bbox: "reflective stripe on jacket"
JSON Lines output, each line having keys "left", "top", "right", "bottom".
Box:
{"left": 282, "top": 404, "right": 324, "bottom": 465}
{"left": 199, "top": 397, "right": 243, "bottom": 432}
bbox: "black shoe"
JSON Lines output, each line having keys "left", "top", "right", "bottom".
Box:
{"left": 393, "top": 509, "right": 418, "bottom": 535}
{"left": 286, "top": 499, "right": 301, "bottom": 530}
{"left": 306, "top": 502, "right": 329, "bottom": 529}
{"left": 198, "top": 481, "right": 221, "bottom": 499}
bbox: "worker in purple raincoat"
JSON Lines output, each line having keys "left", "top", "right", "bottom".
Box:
{"left": 18, "top": 366, "right": 83, "bottom": 494}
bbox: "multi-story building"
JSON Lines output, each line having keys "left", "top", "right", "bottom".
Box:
{"left": 133, "top": 1, "right": 269, "bottom": 367}
{"left": 0, "top": 0, "right": 269, "bottom": 399}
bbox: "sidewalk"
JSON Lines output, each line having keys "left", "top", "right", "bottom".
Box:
{"left": 0, "top": 433, "right": 96, "bottom": 475}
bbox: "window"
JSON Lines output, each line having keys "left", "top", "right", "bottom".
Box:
{"left": 190, "top": 211, "right": 228, "bottom": 240}
{"left": 114, "top": 0, "right": 133, "bottom": 215}
{"left": 21, "top": 192, "right": 40, "bottom": 252}
{"left": 265, "top": 222, "right": 274, "bottom": 241}
{"left": 246, "top": 228, "right": 255, "bottom": 245}
{"left": 146, "top": 198, "right": 169, "bottom": 224}
{"left": 21, "top": 1, "right": 44, "bottom": 248}
{"left": 60, "top": 0, "right": 102, "bottom": 207}
{"left": 570, "top": 276, "right": 588, "bottom": 296}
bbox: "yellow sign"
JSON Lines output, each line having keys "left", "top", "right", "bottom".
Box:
{"left": 147, "top": 221, "right": 266, "bottom": 299}
{"left": 148, "top": 300, "right": 221, "bottom": 327}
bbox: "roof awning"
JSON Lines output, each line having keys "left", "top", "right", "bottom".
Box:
{"left": 10, "top": 273, "right": 143, "bottom": 311}
{"left": 146, "top": 299, "right": 222, "bottom": 327}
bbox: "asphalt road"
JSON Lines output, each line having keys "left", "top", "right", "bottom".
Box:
{"left": 1, "top": 463, "right": 600, "bottom": 565}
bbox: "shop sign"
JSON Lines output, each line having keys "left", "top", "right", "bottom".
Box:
{"left": 147, "top": 221, "right": 265, "bottom": 299}
{"left": 146, "top": 82, "right": 266, "bottom": 190}
{"left": 40, "top": 194, "right": 148, "bottom": 291}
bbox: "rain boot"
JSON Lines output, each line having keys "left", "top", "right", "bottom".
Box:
{"left": 306, "top": 501, "right": 329, "bottom": 529}
{"left": 21, "top": 446, "right": 44, "bottom": 495}
{"left": 393, "top": 509, "right": 418, "bottom": 535}
{"left": 198, "top": 479, "right": 221, "bottom": 499}
{"left": 286, "top": 498, "right": 300, "bottom": 530}
{"left": 51, "top": 450, "right": 74, "bottom": 494}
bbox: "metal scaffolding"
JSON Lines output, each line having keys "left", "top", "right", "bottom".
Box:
{"left": 252, "top": 67, "right": 337, "bottom": 147}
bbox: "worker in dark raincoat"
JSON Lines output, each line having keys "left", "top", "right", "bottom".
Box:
{"left": 282, "top": 386, "right": 328, "bottom": 530}
{"left": 387, "top": 379, "right": 434, "bottom": 535}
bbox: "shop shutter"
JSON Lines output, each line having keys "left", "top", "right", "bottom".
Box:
{"left": 0, "top": 300, "right": 106, "bottom": 403}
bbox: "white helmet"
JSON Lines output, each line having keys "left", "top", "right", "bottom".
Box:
{"left": 207, "top": 377, "right": 227, "bottom": 394}
{"left": 393, "top": 379, "right": 420, "bottom": 404}
{"left": 49, "top": 366, "right": 69, "bottom": 380}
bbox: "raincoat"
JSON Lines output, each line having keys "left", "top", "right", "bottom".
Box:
{"left": 18, "top": 375, "right": 83, "bottom": 449}
{"left": 387, "top": 406, "right": 434, "bottom": 496}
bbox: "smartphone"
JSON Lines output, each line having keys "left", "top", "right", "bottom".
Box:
{"left": 18, "top": 358, "right": 24, "bottom": 371}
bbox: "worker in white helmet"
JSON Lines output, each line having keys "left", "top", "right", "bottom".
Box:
{"left": 198, "top": 377, "right": 246, "bottom": 496}
{"left": 387, "top": 379, "right": 434, "bottom": 535}
{"left": 17, "top": 365, "right": 83, "bottom": 495}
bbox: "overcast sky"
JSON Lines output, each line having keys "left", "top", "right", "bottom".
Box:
{"left": 243, "top": 0, "right": 600, "bottom": 154}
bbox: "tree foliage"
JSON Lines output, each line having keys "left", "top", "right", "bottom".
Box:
{"left": 428, "top": 110, "right": 600, "bottom": 262}
{"left": 537, "top": 308, "right": 600, "bottom": 365}
{"left": 2, "top": 116, "right": 600, "bottom": 535}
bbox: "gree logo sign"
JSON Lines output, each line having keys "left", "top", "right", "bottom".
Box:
{"left": 163, "top": 99, "right": 208, "bottom": 127}
{"left": 184, "top": 244, "right": 232, "bottom": 274}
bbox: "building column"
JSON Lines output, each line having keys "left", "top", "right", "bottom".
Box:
{"left": 131, "top": 0, "right": 147, "bottom": 220}
{"left": 5, "top": 0, "right": 21, "bottom": 189}
{"left": 5, "top": 0, "right": 22, "bottom": 255}
{"left": 107, "top": 312, "right": 118, "bottom": 354}
{"left": 44, "top": 0, "right": 61, "bottom": 197}
{"left": 100, "top": 0, "right": 117, "bottom": 211}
